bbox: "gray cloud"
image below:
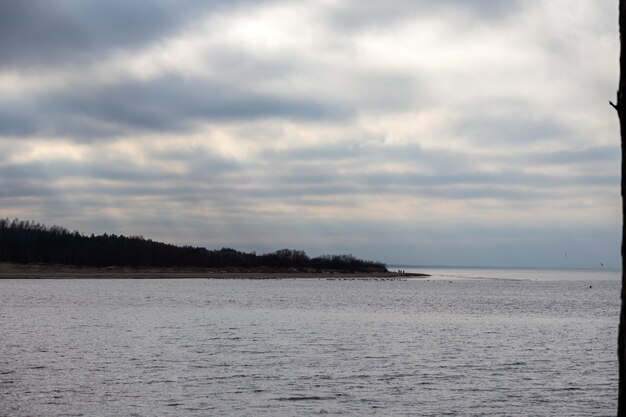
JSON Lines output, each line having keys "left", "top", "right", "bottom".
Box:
{"left": 520, "top": 146, "right": 620, "bottom": 166}
{"left": 0, "top": 160, "right": 173, "bottom": 182}
{"left": 0, "top": 0, "right": 268, "bottom": 69}
{"left": 0, "top": 152, "right": 569, "bottom": 205}
{"left": 0, "top": 1, "right": 619, "bottom": 268}
{"left": 321, "top": 0, "right": 522, "bottom": 31}
{"left": 0, "top": 147, "right": 241, "bottom": 183}
{"left": 0, "top": 75, "right": 351, "bottom": 139}
{"left": 446, "top": 96, "right": 574, "bottom": 145}
{"left": 460, "top": 114, "right": 567, "bottom": 144}
{"left": 361, "top": 170, "right": 617, "bottom": 190}
{"left": 0, "top": 108, "right": 34, "bottom": 137}
{"left": 0, "top": 180, "right": 56, "bottom": 198}
{"left": 273, "top": 142, "right": 472, "bottom": 172}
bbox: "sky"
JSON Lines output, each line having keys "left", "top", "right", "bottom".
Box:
{"left": 0, "top": 0, "right": 620, "bottom": 268}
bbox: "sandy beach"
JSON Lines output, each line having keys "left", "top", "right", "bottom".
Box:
{"left": 0, "top": 262, "right": 429, "bottom": 279}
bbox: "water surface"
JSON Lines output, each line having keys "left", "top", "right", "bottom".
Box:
{"left": 0, "top": 272, "right": 618, "bottom": 416}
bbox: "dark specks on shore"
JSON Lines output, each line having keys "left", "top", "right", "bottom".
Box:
{"left": 0, "top": 262, "right": 430, "bottom": 279}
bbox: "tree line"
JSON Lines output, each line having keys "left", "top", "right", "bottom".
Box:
{"left": 0, "top": 218, "right": 387, "bottom": 272}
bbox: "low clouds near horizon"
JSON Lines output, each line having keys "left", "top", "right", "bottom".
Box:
{"left": 0, "top": 0, "right": 619, "bottom": 268}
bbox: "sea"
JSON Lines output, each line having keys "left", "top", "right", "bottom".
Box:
{"left": 0, "top": 268, "right": 620, "bottom": 416}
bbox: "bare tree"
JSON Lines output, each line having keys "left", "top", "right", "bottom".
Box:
{"left": 613, "top": 2, "right": 626, "bottom": 415}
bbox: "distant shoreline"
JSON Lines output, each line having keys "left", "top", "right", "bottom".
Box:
{"left": 0, "top": 263, "right": 430, "bottom": 279}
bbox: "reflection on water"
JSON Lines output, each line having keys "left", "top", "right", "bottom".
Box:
{"left": 0, "top": 273, "right": 618, "bottom": 416}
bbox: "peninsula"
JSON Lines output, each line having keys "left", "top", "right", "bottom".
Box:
{"left": 0, "top": 219, "right": 428, "bottom": 279}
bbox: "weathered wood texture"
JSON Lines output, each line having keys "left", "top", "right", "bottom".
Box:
{"left": 617, "top": 2, "right": 626, "bottom": 416}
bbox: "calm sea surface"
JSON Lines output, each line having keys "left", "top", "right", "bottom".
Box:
{"left": 0, "top": 269, "right": 619, "bottom": 416}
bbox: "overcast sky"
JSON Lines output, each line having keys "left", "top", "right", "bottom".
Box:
{"left": 0, "top": 0, "right": 619, "bottom": 268}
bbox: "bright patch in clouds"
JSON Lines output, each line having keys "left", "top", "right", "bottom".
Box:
{"left": 0, "top": 0, "right": 619, "bottom": 268}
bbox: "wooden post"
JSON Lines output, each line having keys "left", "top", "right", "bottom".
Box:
{"left": 615, "top": 1, "right": 626, "bottom": 415}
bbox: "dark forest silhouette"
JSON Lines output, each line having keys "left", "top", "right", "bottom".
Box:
{"left": 0, "top": 218, "right": 387, "bottom": 272}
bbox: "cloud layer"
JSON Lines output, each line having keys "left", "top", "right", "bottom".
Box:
{"left": 0, "top": 0, "right": 619, "bottom": 267}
